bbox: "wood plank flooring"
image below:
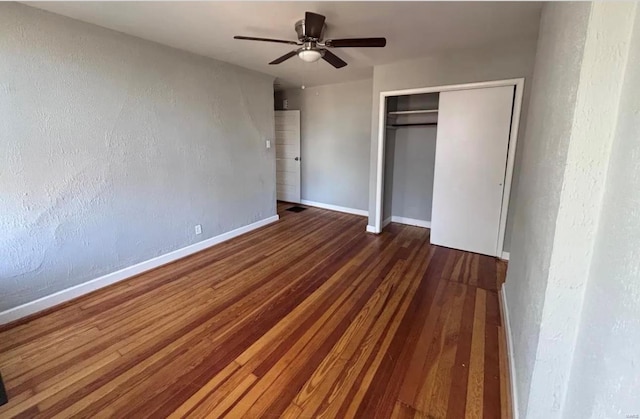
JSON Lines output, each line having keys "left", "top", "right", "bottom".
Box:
{"left": 0, "top": 202, "right": 510, "bottom": 418}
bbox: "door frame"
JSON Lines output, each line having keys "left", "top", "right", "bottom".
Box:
{"left": 371, "top": 78, "right": 525, "bottom": 257}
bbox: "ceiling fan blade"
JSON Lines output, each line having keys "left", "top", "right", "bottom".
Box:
{"left": 234, "top": 36, "right": 299, "bottom": 45}
{"left": 321, "top": 49, "right": 347, "bottom": 69}
{"left": 326, "top": 37, "right": 387, "bottom": 48}
{"left": 305, "top": 12, "right": 326, "bottom": 39}
{"left": 269, "top": 51, "right": 298, "bottom": 65}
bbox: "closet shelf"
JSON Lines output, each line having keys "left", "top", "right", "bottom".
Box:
{"left": 388, "top": 109, "right": 439, "bottom": 115}
{"left": 387, "top": 123, "right": 438, "bottom": 129}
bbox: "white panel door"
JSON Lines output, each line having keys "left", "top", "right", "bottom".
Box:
{"left": 275, "top": 110, "right": 301, "bottom": 203}
{"left": 431, "top": 86, "right": 514, "bottom": 256}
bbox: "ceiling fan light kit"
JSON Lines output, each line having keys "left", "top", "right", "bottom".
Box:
{"left": 234, "top": 11, "right": 386, "bottom": 69}
{"left": 297, "top": 48, "right": 323, "bottom": 63}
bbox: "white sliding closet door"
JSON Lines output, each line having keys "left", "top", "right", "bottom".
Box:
{"left": 431, "top": 86, "right": 514, "bottom": 256}
{"left": 275, "top": 110, "right": 301, "bottom": 203}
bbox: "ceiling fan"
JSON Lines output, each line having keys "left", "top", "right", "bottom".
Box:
{"left": 234, "top": 12, "right": 386, "bottom": 69}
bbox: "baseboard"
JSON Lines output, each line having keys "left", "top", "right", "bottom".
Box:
{"left": 366, "top": 225, "right": 378, "bottom": 234}
{"left": 390, "top": 216, "right": 431, "bottom": 228}
{"left": 0, "top": 215, "right": 280, "bottom": 326}
{"left": 501, "top": 251, "right": 510, "bottom": 261}
{"left": 300, "top": 199, "right": 368, "bottom": 217}
{"left": 382, "top": 217, "right": 392, "bottom": 228}
{"left": 500, "top": 284, "right": 519, "bottom": 419}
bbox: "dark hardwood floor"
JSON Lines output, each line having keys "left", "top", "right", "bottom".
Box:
{"left": 0, "top": 202, "right": 510, "bottom": 418}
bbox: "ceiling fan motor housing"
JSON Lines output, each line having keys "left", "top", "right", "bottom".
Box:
{"left": 295, "top": 19, "right": 326, "bottom": 41}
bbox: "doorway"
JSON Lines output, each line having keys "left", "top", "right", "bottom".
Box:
{"left": 275, "top": 110, "right": 301, "bottom": 203}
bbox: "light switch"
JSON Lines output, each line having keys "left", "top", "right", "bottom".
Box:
{"left": 266, "top": 140, "right": 271, "bottom": 149}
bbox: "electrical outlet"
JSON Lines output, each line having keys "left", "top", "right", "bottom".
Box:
{"left": 195, "top": 224, "right": 202, "bottom": 235}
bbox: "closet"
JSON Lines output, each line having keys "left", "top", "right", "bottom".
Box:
{"left": 380, "top": 82, "right": 520, "bottom": 258}
{"left": 383, "top": 93, "right": 439, "bottom": 229}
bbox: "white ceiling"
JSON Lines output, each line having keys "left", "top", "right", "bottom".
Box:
{"left": 26, "top": 2, "right": 542, "bottom": 89}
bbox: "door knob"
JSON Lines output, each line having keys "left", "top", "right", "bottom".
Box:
{"left": 295, "top": 157, "right": 300, "bottom": 161}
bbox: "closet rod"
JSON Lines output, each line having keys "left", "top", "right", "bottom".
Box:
{"left": 388, "top": 109, "right": 438, "bottom": 115}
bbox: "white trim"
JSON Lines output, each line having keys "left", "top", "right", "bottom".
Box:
{"left": 390, "top": 216, "right": 431, "bottom": 228}
{"left": 379, "top": 78, "right": 526, "bottom": 101}
{"left": 501, "top": 284, "right": 520, "bottom": 419}
{"left": 501, "top": 251, "right": 510, "bottom": 261}
{"left": 373, "top": 78, "right": 525, "bottom": 256}
{"left": 496, "top": 82, "right": 524, "bottom": 257}
{"left": 374, "top": 89, "right": 388, "bottom": 233}
{"left": 366, "top": 225, "right": 378, "bottom": 233}
{"left": 382, "top": 217, "right": 392, "bottom": 228}
{"left": 300, "top": 199, "right": 368, "bottom": 217}
{"left": 0, "top": 215, "right": 280, "bottom": 325}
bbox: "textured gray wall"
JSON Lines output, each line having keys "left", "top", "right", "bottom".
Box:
{"left": 506, "top": 3, "right": 638, "bottom": 417}
{"left": 387, "top": 127, "right": 437, "bottom": 222}
{"left": 504, "top": 4, "right": 590, "bottom": 415}
{"left": 0, "top": 3, "right": 276, "bottom": 311}
{"left": 368, "top": 38, "right": 540, "bottom": 250}
{"left": 276, "top": 80, "right": 372, "bottom": 211}
{"left": 564, "top": 5, "right": 640, "bottom": 417}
